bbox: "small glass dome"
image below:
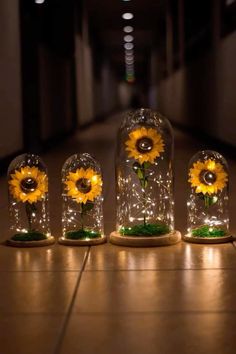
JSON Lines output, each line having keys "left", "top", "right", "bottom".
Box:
{"left": 186, "top": 150, "right": 230, "bottom": 240}
{"left": 60, "top": 153, "right": 105, "bottom": 245}
{"left": 112, "top": 108, "right": 180, "bottom": 245}
{"left": 7, "top": 153, "right": 54, "bottom": 246}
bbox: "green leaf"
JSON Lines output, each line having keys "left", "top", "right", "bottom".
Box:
{"left": 137, "top": 169, "right": 144, "bottom": 180}
{"left": 143, "top": 162, "right": 151, "bottom": 169}
{"left": 144, "top": 178, "right": 148, "bottom": 188}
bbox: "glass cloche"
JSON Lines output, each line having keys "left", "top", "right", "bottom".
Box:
{"left": 7, "top": 153, "right": 54, "bottom": 246}
{"left": 59, "top": 153, "right": 106, "bottom": 245}
{"left": 184, "top": 150, "right": 232, "bottom": 243}
{"left": 110, "top": 108, "right": 181, "bottom": 246}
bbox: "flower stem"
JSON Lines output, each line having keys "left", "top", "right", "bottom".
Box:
{"left": 204, "top": 195, "right": 214, "bottom": 208}
{"left": 25, "top": 202, "right": 33, "bottom": 231}
{"left": 81, "top": 203, "right": 84, "bottom": 230}
{"left": 141, "top": 164, "right": 147, "bottom": 226}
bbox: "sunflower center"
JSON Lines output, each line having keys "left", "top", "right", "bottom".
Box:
{"left": 76, "top": 178, "right": 91, "bottom": 194}
{"left": 136, "top": 137, "right": 153, "bottom": 153}
{"left": 200, "top": 170, "right": 217, "bottom": 185}
{"left": 20, "top": 177, "right": 38, "bottom": 193}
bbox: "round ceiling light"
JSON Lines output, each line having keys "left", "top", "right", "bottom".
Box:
{"left": 123, "top": 26, "right": 134, "bottom": 33}
{"left": 124, "top": 35, "right": 134, "bottom": 42}
{"left": 124, "top": 42, "right": 134, "bottom": 50}
{"left": 122, "top": 13, "right": 134, "bottom": 20}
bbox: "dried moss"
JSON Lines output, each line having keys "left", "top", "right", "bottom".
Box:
{"left": 65, "top": 229, "right": 101, "bottom": 240}
{"left": 192, "top": 225, "right": 227, "bottom": 238}
{"left": 120, "top": 223, "right": 170, "bottom": 236}
{"left": 12, "top": 231, "right": 47, "bottom": 241}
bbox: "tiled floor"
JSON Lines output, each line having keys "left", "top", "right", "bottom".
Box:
{"left": 1, "top": 113, "right": 236, "bottom": 354}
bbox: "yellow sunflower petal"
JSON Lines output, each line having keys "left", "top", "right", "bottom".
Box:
{"left": 64, "top": 167, "right": 102, "bottom": 204}
{"left": 9, "top": 166, "right": 47, "bottom": 203}
{"left": 189, "top": 159, "right": 228, "bottom": 195}
{"left": 125, "top": 126, "right": 164, "bottom": 164}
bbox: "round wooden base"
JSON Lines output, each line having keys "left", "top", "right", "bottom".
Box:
{"left": 58, "top": 235, "right": 106, "bottom": 246}
{"left": 109, "top": 230, "right": 181, "bottom": 247}
{"left": 183, "top": 233, "right": 234, "bottom": 244}
{"left": 6, "top": 236, "right": 55, "bottom": 248}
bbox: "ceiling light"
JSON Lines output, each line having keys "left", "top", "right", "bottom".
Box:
{"left": 122, "top": 13, "right": 134, "bottom": 20}
{"left": 125, "top": 49, "right": 133, "bottom": 55}
{"left": 124, "top": 35, "right": 134, "bottom": 42}
{"left": 125, "top": 59, "right": 134, "bottom": 65}
{"left": 126, "top": 65, "right": 134, "bottom": 72}
{"left": 35, "top": 0, "right": 45, "bottom": 3}
{"left": 125, "top": 54, "right": 134, "bottom": 60}
{"left": 124, "top": 26, "right": 134, "bottom": 33}
{"left": 124, "top": 43, "right": 134, "bottom": 50}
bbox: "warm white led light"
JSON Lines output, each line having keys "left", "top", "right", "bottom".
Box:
{"left": 124, "top": 35, "right": 134, "bottom": 42}
{"left": 124, "top": 26, "right": 134, "bottom": 33}
{"left": 124, "top": 42, "right": 134, "bottom": 50}
{"left": 122, "top": 13, "right": 134, "bottom": 20}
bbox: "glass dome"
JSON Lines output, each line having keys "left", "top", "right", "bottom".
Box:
{"left": 60, "top": 153, "right": 105, "bottom": 245}
{"left": 111, "top": 108, "right": 180, "bottom": 246}
{"left": 7, "top": 153, "right": 54, "bottom": 246}
{"left": 186, "top": 150, "right": 230, "bottom": 241}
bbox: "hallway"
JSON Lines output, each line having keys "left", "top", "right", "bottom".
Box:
{"left": 1, "top": 113, "right": 236, "bottom": 354}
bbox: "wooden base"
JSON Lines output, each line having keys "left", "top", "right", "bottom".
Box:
{"left": 6, "top": 236, "right": 55, "bottom": 248}
{"left": 183, "top": 233, "right": 234, "bottom": 244}
{"left": 58, "top": 235, "right": 106, "bottom": 246}
{"left": 109, "top": 230, "right": 181, "bottom": 247}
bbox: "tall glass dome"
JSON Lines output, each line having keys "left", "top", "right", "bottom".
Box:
{"left": 7, "top": 153, "right": 54, "bottom": 247}
{"left": 110, "top": 108, "right": 181, "bottom": 246}
{"left": 59, "top": 153, "right": 106, "bottom": 245}
{"left": 184, "top": 150, "right": 232, "bottom": 243}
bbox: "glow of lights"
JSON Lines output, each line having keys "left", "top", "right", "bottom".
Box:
{"left": 124, "top": 35, "right": 134, "bottom": 42}
{"left": 125, "top": 57, "right": 134, "bottom": 64}
{"left": 124, "top": 26, "right": 134, "bottom": 33}
{"left": 226, "top": 0, "right": 235, "bottom": 5}
{"left": 125, "top": 50, "right": 134, "bottom": 56}
{"left": 124, "top": 42, "right": 134, "bottom": 50}
{"left": 122, "top": 13, "right": 134, "bottom": 20}
{"left": 125, "top": 53, "right": 134, "bottom": 59}
{"left": 126, "top": 67, "right": 134, "bottom": 74}
{"left": 35, "top": 0, "right": 45, "bottom": 4}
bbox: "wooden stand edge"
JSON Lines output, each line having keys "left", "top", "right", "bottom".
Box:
{"left": 183, "top": 233, "right": 234, "bottom": 244}
{"left": 58, "top": 235, "right": 106, "bottom": 246}
{"left": 6, "top": 236, "right": 55, "bottom": 248}
{"left": 109, "top": 230, "right": 181, "bottom": 247}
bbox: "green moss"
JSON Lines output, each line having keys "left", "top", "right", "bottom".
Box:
{"left": 12, "top": 231, "right": 47, "bottom": 241}
{"left": 120, "top": 223, "right": 170, "bottom": 236}
{"left": 192, "top": 225, "right": 227, "bottom": 238}
{"left": 65, "top": 229, "right": 101, "bottom": 240}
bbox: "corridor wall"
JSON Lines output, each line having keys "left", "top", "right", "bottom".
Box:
{"left": 0, "top": 0, "right": 23, "bottom": 158}
{"left": 156, "top": 31, "right": 236, "bottom": 147}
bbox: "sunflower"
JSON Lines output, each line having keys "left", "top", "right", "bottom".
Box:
{"left": 64, "top": 168, "right": 102, "bottom": 204}
{"left": 189, "top": 159, "right": 228, "bottom": 195}
{"left": 9, "top": 166, "right": 48, "bottom": 204}
{"left": 125, "top": 126, "right": 164, "bottom": 164}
